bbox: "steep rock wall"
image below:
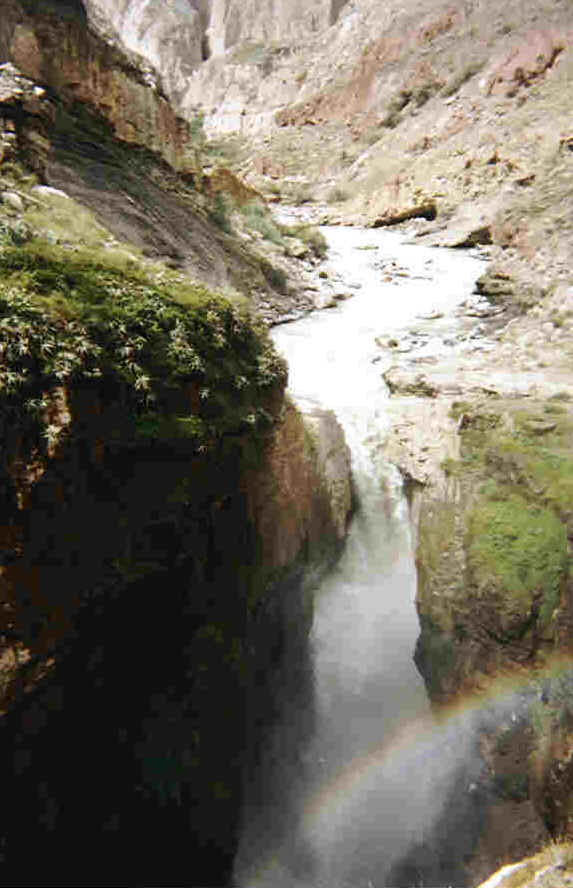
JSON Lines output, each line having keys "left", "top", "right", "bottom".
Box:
{"left": 83, "top": 0, "right": 351, "bottom": 130}
{"left": 86, "top": 0, "right": 208, "bottom": 106}
{"left": 0, "top": 381, "right": 351, "bottom": 882}
{"left": 0, "top": 4, "right": 353, "bottom": 880}
{"left": 207, "top": 0, "right": 349, "bottom": 52}
{"left": 0, "top": 0, "right": 190, "bottom": 169}
{"left": 409, "top": 395, "right": 573, "bottom": 867}
{"left": 86, "top": 0, "right": 349, "bottom": 62}
{"left": 0, "top": 51, "right": 306, "bottom": 316}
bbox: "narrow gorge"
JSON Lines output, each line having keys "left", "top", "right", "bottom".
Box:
{"left": 0, "top": 1, "right": 572, "bottom": 887}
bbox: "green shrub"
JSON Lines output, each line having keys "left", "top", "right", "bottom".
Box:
{"left": 544, "top": 402, "right": 567, "bottom": 415}
{"left": 240, "top": 201, "right": 284, "bottom": 245}
{"left": 381, "top": 90, "right": 410, "bottom": 128}
{"left": 229, "top": 41, "right": 267, "bottom": 66}
{"left": 493, "top": 772, "right": 529, "bottom": 801}
{"left": 291, "top": 184, "right": 314, "bottom": 205}
{"left": 259, "top": 259, "right": 288, "bottom": 294}
{"left": 189, "top": 110, "right": 206, "bottom": 145}
{"left": 208, "top": 193, "right": 233, "bottom": 234}
{"left": 0, "top": 161, "right": 37, "bottom": 188}
{"left": 411, "top": 82, "right": 440, "bottom": 107}
{"left": 279, "top": 223, "right": 327, "bottom": 259}
{"left": 467, "top": 494, "right": 568, "bottom": 627}
{"left": 381, "top": 108, "right": 402, "bottom": 129}
{"left": 0, "top": 240, "right": 287, "bottom": 450}
{"left": 441, "top": 60, "right": 485, "bottom": 97}
{"left": 0, "top": 218, "right": 34, "bottom": 246}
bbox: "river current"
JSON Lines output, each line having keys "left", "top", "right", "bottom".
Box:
{"left": 234, "top": 225, "right": 488, "bottom": 888}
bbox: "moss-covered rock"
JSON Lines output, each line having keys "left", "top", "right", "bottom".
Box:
{"left": 415, "top": 399, "right": 573, "bottom": 705}
{"left": 0, "top": 232, "right": 350, "bottom": 883}
{"left": 467, "top": 494, "right": 568, "bottom": 635}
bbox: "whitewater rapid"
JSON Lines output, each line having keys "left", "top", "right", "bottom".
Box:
{"left": 234, "top": 224, "right": 487, "bottom": 888}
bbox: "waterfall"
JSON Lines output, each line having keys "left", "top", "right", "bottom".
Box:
{"left": 234, "top": 225, "right": 487, "bottom": 888}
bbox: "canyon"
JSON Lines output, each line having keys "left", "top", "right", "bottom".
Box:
{"left": 0, "top": 0, "right": 572, "bottom": 886}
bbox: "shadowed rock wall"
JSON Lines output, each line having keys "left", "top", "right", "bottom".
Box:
{"left": 0, "top": 387, "right": 350, "bottom": 883}
{"left": 1, "top": 0, "right": 190, "bottom": 169}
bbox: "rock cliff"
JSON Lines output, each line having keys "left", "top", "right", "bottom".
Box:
{"left": 0, "top": 2, "right": 353, "bottom": 881}
{"left": 1, "top": 0, "right": 188, "bottom": 168}
{"left": 380, "top": 272, "right": 573, "bottom": 875}
{"left": 83, "top": 0, "right": 351, "bottom": 132}
{"left": 0, "top": 3, "right": 318, "bottom": 321}
{"left": 0, "top": 352, "right": 350, "bottom": 881}
{"left": 86, "top": 0, "right": 349, "bottom": 68}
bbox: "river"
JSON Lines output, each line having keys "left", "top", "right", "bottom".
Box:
{"left": 234, "top": 224, "right": 489, "bottom": 888}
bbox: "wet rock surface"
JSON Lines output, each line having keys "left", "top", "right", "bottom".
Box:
{"left": 0, "top": 390, "right": 351, "bottom": 882}
{"left": 375, "top": 245, "right": 573, "bottom": 876}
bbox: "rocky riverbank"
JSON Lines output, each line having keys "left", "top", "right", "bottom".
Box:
{"left": 373, "top": 238, "right": 573, "bottom": 875}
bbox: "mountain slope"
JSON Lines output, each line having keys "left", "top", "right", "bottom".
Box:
{"left": 88, "top": 0, "right": 573, "bottom": 296}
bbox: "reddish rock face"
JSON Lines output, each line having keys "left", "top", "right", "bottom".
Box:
{"left": 486, "top": 30, "right": 566, "bottom": 96}
{"left": 1, "top": 0, "right": 191, "bottom": 169}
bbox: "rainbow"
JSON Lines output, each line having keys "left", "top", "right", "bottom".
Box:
{"left": 240, "top": 652, "right": 573, "bottom": 887}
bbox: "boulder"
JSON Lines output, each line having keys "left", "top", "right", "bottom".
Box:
{"left": 285, "top": 237, "right": 308, "bottom": 259}
{"left": 1, "top": 190, "right": 24, "bottom": 212}
{"left": 372, "top": 199, "right": 437, "bottom": 227}
{"left": 383, "top": 367, "right": 439, "bottom": 397}
{"left": 451, "top": 224, "right": 493, "bottom": 248}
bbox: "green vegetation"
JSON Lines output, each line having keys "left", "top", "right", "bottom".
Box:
{"left": 229, "top": 41, "right": 291, "bottom": 76}
{"left": 0, "top": 217, "right": 33, "bottom": 246}
{"left": 279, "top": 222, "right": 328, "bottom": 260}
{"left": 0, "top": 160, "right": 37, "bottom": 190}
{"left": 493, "top": 771, "right": 529, "bottom": 802}
{"left": 544, "top": 402, "right": 567, "bottom": 415}
{"left": 382, "top": 79, "right": 442, "bottom": 128}
{"left": 186, "top": 111, "right": 249, "bottom": 172}
{"left": 495, "top": 412, "right": 573, "bottom": 517}
{"left": 24, "top": 191, "right": 114, "bottom": 249}
{"left": 240, "top": 200, "right": 283, "bottom": 245}
{"left": 229, "top": 41, "right": 269, "bottom": 66}
{"left": 0, "top": 238, "right": 287, "bottom": 453}
{"left": 530, "top": 668, "right": 573, "bottom": 740}
{"left": 204, "top": 135, "right": 248, "bottom": 168}
{"left": 291, "top": 183, "right": 315, "bottom": 205}
{"left": 441, "top": 59, "right": 485, "bottom": 97}
{"left": 467, "top": 494, "right": 567, "bottom": 627}
{"left": 208, "top": 192, "right": 233, "bottom": 233}
{"left": 259, "top": 258, "right": 288, "bottom": 293}
{"left": 189, "top": 110, "right": 206, "bottom": 147}
{"left": 232, "top": 202, "right": 327, "bottom": 262}
{"left": 418, "top": 396, "right": 573, "bottom": 706}
{"left": 449, "top": 403, "right": 573, "bottom": 630}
